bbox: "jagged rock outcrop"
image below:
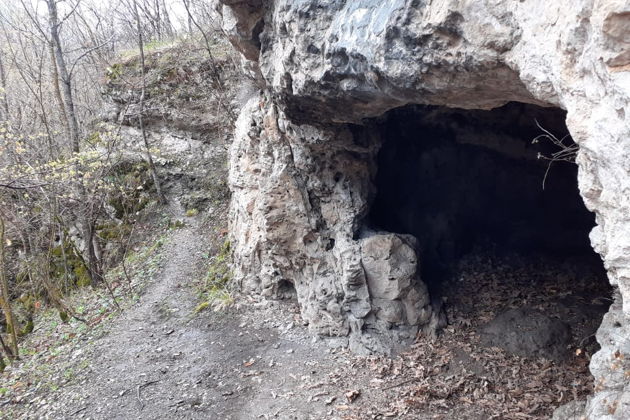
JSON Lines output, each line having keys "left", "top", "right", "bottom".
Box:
{"left": 101, "top": 41, "right": 244, "bottom": 211}
{"left": 217, "top": 0, "right": 630, "bottom": 417}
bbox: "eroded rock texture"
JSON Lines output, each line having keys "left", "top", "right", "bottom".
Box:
{"left": 217, "top": 0, "right": 630, "bottom": 417}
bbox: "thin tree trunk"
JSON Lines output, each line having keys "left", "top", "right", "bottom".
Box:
{"left": 47, "top": 0, "right": 80, "bottom": 153}
{"left": 133, "top": 0, "right": 166, "bottom": 204}
{"left": 46, "top": 0, "right": 102, "bottom": 284}
{"left": 48, "top": 42, "right": 70, "bottom": 138}
{"left": 46, "top": 2, "right": 82, "bottom": 188}
{"left": 0, "top": 334, "right": 11, "bottom": 369}
{"left": 0, "top": 216, "right": 19, "bottom": 359}
{"left": 154, "top": 0, "right": 161, "bottom": 40}
{"left": 0, "top": 51, "right": 9, "bottom": 121}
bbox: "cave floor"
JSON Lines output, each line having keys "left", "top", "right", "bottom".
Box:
{"left": 1, "top": 207, "right": 610, "bottom": 419}
{"left": 379, "top": 249, "right": 611, "bottom": 419}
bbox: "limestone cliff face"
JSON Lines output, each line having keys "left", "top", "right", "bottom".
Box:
{"left": 217, "top": 0, "right": 630, "bottom": 417}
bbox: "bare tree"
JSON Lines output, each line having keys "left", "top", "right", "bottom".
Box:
{"left": 46, "top": 0, "right": 103, "bottom": 284}
{"left": 131, "top": 0, "right": 166, "bottom": 204}
{"left": 0, "top": 51, "right": 9, "bottom": 121}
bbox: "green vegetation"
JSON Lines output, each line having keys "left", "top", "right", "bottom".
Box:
{"left": 105, "top": 63, "right": 123, "bottom": 81}
{"left": 119, "top": 38, "right": 175, "bottom": 59}
{"left": 168, "top": 219, "right": 186, "bottom": 229}
{"left": 144, "top": 38, "right": 174, "bottom": 52}
{"left": 106, "top": 160, "right": 153, "bottom": 219}
{"left": 0, "top": 225, "right": 169, "bottom": 407}
{"left": 195, "top": 240, "right": 233, "bottom": 312}
{"left": 49, "top": 240, "right": 91, "bottom": 289}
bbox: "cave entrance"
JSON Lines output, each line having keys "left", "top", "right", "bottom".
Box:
{"left": 367, "top": 102, "right": 611, "bottom": 361}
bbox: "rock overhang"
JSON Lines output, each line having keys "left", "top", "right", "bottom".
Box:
{"left": 217, "top": 0, "right": 630, "bottom": 418}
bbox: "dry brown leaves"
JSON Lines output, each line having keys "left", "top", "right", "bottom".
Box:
{"left": 363, "top": 251, "right": 607, "bottom": 419}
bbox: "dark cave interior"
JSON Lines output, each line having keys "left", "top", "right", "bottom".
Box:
{"left": 367, "top": 102, "right": 607, "bottom": 296}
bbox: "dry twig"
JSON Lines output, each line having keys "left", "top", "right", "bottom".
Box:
{"left": 532, "top": 119, "right": 578, "bottom": 189}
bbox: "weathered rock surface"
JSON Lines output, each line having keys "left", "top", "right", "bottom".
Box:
{"left": 217, "top": 0, "right": 630, "bottom": 417}
{"left": 101, "top": 41, "right": 242, "bottom": 211}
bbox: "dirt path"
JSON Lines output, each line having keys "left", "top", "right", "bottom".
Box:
{"left": 15, "top": 210, "right": 375, "bottom": 420}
